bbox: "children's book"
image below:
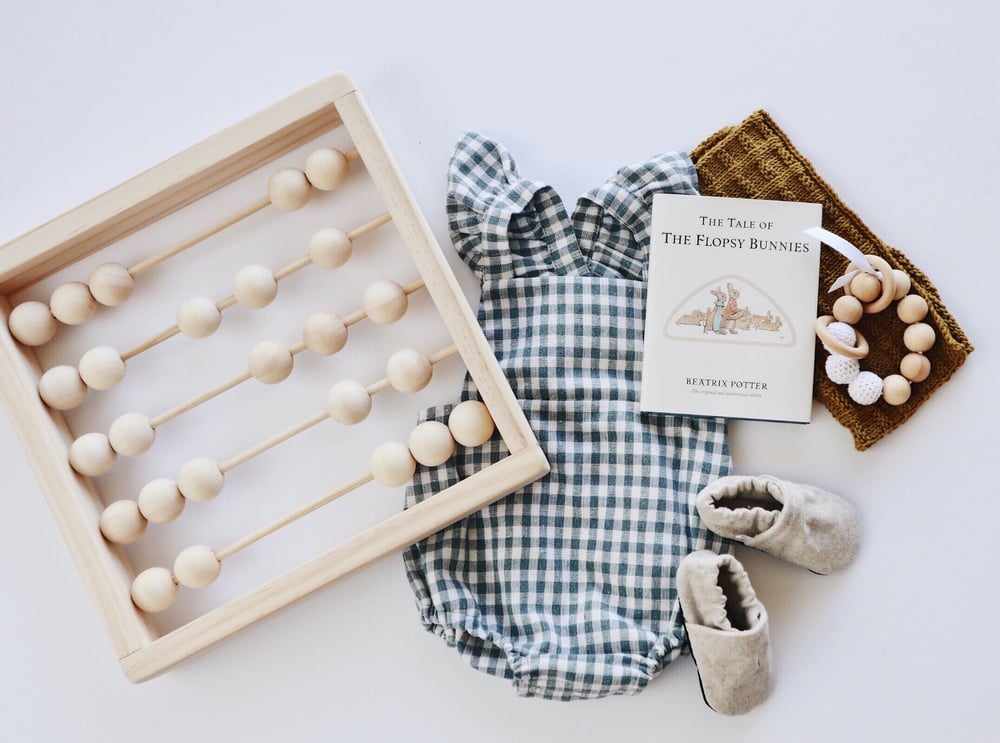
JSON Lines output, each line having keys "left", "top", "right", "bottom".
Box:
{"left": 640, "top": 194, "right": 822, "bottom": 423}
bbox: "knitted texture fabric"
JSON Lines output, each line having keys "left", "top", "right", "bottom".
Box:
{"left": 403, "top": 133, "right": 731, "bottom": 700}
{"left": 691, "top": 111, "right": 973, "bottom": 450}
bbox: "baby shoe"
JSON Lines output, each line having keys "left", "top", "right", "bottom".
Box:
{"left": 695, "top": 474, "right": 860, "bottom": 574}
{"left": 677, "top": 550, "right": 771, "bottom": 715}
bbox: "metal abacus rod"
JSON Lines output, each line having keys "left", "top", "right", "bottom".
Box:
{"left": 7, "top": 147, "right": 361, "bottom": 348}
{"left": 127, "top": 400, "right": 497, "bottom": 614}
{"left": 36, "top": 211, "right": 393, "bottom": 413}
{"left": 96, "top": 344, "right": 462, "bottom": 546}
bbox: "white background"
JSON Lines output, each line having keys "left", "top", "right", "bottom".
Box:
{"left": 0, "top": 2, "right": 996, "bottom": 741}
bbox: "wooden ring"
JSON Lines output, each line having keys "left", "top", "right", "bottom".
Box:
{"left": 814, "top": 315, "right": 870, "bottom": 360}
{"left": 844, "top": 254, "right": 896, "bottom": 314}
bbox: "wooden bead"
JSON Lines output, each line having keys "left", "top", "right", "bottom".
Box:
{"left": 8, "top": 300, "right": 57, "bottom": 346}
{"left": 177, "top": 297, "right": 222, "bottom": 338}
{"left": 131, "top": 567, "right": 178, "bottom": 613}
{"left": 408, "top": 421, "right": 456, "bottom": 467}
{"left": 327, "top": 380, "right": 372, "bottom": 425}
{"left": 173, "top": 545, "right": 221, "bottom": 589}
{"left": 108, "top": 413, "right": 155, "bottom": 456}
{"left": 249, "top": 340, "right": 294, "bottom": 384}
{"left": 88, "top": 262, "right": 135, "bottom": 306}
{"left": 848, "top": 272, "right": 881, "bottom": 303}
{"left": 832, "top": 295, "right": 864, "bottom": 325}
{"left": 370, "top": 441, "right": 417, "bottom": 487}
{"left": 177, "top": 458, "right": 225, "bottom": 502}
{"left": 448, "top": 400, "right": 495, "bottom": 447}
{"left": 50, "top": 281, "right": 97, "bottom": 325}
{"left": 78, "top": 346, "right": 126, "bottom": 391}
{"left": 897, "top": 294, "right": 929, "bottom": 324}
{"left": 900, "top": 352, "right": 931, "bottom": 383}
{"left": 38, "top": 365, "right": 87, "bottom": 410}
{"left": 267, "top": 168, "right": 312, "bottom": 211}
{"left": 233, "top": 265, "right": 278, "bottom": 309}
{"left": 363, "top": 280, "right": 408, "bottom": 324}
{"left": 387, "top": 348, "right": 433, "bottom": 393}
{"left": 138, "top": 478, "right": 186, "bottom": 524}
{"left": 303, "top": 312, "right": 348, "bottom": 355}
{"left": 68, "top": 432, "right": 117, "bottom": 477}
{"left": 99, "top": 500, "right": 147, "bottom": 544}
{"left": 308, "top": 227, "right": 353, "bottom": 268}
{"left": 903, "top": 322, "right": 936, "bottom": 353}
{"left": 304, "top": 147, "right": 350, "bottom": 190}
{"left": 882, "top": 374, "right": 912, "bottom": 406}
{"left": 891, "top": 270, "right": 911, "bottom": 300}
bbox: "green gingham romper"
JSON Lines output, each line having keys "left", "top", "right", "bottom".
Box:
{"left": 403, "top": 133, "right": 732, "bottom": 700}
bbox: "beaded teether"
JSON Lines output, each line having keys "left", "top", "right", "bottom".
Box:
{"left": 815, "top": 254, "right": 934, "bottom": 406}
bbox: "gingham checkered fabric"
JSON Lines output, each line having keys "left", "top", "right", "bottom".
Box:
{"left": 403, "top": 133, "right": 732, "bottom": 700}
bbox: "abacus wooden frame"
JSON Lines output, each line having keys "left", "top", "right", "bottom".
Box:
{"left": 0, "top": 73, "right": 549, "bottom": 682}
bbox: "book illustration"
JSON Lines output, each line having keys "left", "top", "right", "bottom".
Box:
{"left": 664, "top": 276, "right": 796, "bottom": 347}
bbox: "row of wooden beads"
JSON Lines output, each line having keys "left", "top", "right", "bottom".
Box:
{"left": 36, "top": 214, "right": 392, "bottom": 411}
{"left": 7, "top": 147, "right": 356, "bottom": 347}
{"left": 127, "top": 401, "right": 496, "bottom": 613}
{"left": 816, "top": 255, "right": 935, "bottom": 406}
{"left": 64, "top": 278, "right": 421, "bottom": 478}
{"left": 96, "top": 344, "right": 458, "bottom": 544}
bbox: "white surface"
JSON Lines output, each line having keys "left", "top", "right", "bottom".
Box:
{"left": 0, "top": 2, "right": 995, "bottom": 741}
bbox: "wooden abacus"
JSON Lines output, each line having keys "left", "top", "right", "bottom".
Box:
{"left": 0, "top": 74, "right": 548, "bottom": 682}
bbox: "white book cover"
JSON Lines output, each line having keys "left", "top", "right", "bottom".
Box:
{"left": 640, "top": 194, "right": 822, "bottom": 422}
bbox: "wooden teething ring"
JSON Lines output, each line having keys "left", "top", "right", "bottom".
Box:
{"left": 844, "top": 254, "right": 896, "bottom": 314}
{"left": 814, "top": 315, "right": 869, "bottom": 360}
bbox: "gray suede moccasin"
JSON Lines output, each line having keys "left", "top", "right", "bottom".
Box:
{"left": 677, "top": 550, "right": 771, "bottom": 715}
{"left": 695, "top": 474, "right": 860, "bottom": 574}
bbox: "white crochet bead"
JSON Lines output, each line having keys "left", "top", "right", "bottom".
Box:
{"left": 847, "top": 370, "right": 883, "bottom": 405}
{"left": 825, "top": 354, "right": 860, "bottom": 385}
{"left": 822, "top": 321, "right": 857, "bottom": 352}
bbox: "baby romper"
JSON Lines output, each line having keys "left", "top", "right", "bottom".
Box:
{"left": 404, "top": 133, "right": 731, "bottom": 700}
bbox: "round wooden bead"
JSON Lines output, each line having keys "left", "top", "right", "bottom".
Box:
{"left": 88, "top": 262, "right": 135, "bottom": 306}
{"left": 78, "top": 346, "right": 126, "bottom": 391}
{"left": 831, "top": 295, "right": 864, "bottom": 325}
{"left": 99, "top": 500, "right": 147, "bottom": 544}
{"left": 900, "top": 352, "right": 932, "bottom": 383}
{"left": 370, "top": 441, "right": 417, "bottom": 487}
{"left": 267, "top": 167, "right": 312, "bottom": 211}
{"left": 304, "top": 147, "right": 350, "bottom": 191}
{"left": 108, "top": 412, "right": 155, "bottom": 456}
{"left": 173, "top": 545, "right": 221, "bottom": 589}
{"left": 131, "top": 567, "right": 178, "bottom": 613}
{"left": 903, "top": 322, "right": 936, "bottom": 353}
{"left": 38, "top": 365, "right": 87, "bottom": 410}
{"left": 448, "top": 400, "right": 496, "bottom": 447}
{"left": 8, "top": 300, "right": 57, "bottom": 346}
{"left": 177, "top": 458, "right": 225, "bottom": 502}
{"left": 302, "top": 312, "right": 348, "bottom": 356}
{"left": 363, "top": 280, "right": 408, "bottom": 324}
{"left": 177, "top": 297, "right": 223, "bottom": 338}
{"left": 138, "top": 478, "right": 186, "bottom": 524}
{"left": 50, "top": 281, "right": 97, "bottom": 325}
{"left": 847, "top": 371, "right": 883, "bottom": 406}
{"left": 308, "top": 227, "right": 353, "bottom": 268}
{"left": 891, "top": 270, "right": 912, "bottom": 300}
{"left": 848, "top": 272, "right": 881, "bottom": 303}
{"left": 249, "top": 340, "right": 294, "bottom": 384}
{"left": 882, "top": 374, "right": 912, "bottom": 406}
{"left": 408, "top": 421, "right": 456, "bottom": 467}
{"left": 896, "top": 294, "right": 929, "bottom": 324}
{"left": 327, "top": 380, "right": 372, "bottom": 425}
{"left": 233, "top": 265, "right": 278, "bottom": 309}
{"left": 387, "top": 348, "right": 433, "bottom": 393}
{"left": 68, "top": 432, "right": 117, "bottom": 476}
